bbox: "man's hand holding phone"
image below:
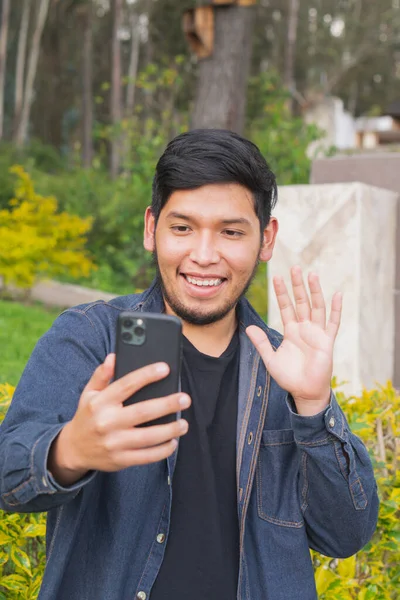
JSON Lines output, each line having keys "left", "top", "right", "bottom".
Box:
{"left": 48, "top": 354, "right": 190, "bottom": 487}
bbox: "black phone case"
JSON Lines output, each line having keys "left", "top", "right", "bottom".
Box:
{"left": 115, "top": 312, "right": 182, "bottom": 426}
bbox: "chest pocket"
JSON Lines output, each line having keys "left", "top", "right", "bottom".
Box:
{"left": 256, "top": 429, "right": 304, "bottom": 528}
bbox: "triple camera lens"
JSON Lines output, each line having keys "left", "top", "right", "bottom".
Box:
{"left": 121, "top": 316, "right": 146, "bottom": 346}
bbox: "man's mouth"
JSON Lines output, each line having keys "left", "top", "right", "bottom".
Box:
{"left": 181, "top": 274, "right": 226, "bottom": 288}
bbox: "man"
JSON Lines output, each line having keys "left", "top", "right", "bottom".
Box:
{"left": 0, "top": 129, "right": 378, "bottom": 600}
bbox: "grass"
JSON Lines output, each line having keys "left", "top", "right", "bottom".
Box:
{"left": 0, "top": 299, "right": 61, "bottom": 386}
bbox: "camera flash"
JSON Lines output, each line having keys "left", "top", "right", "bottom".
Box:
{"left": 136, "top": 319, "right": 143, "bottom": 326}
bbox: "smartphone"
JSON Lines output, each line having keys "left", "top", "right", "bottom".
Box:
{"left": 114, "top": 312, "right": 182, "bottom": 426}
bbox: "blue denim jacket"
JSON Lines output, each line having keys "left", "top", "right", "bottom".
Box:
{"left": 0, "top": 281, "right": 379, "bottom": 600}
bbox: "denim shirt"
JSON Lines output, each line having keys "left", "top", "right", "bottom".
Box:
{"left": 0, "top": 280, "right": 379, "bottom": 600}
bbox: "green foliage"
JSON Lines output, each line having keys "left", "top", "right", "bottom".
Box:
{"left": 312, "top": 381, "right": 400, "bottom": 599}
{"left": 247, "top": 71, "right": 323, "bottom": 185}
{"left": 0, "top": 141, "right": 64, "bottom": 212}
{"left": 0, "top": 385, "right": 46, "bottom": 599}
{"left": 0, "top": 167, "right": 95, "bottom": 289}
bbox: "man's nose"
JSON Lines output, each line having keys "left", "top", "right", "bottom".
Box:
{"left": 189, "top": 232, "right": 220, "bottom": 266}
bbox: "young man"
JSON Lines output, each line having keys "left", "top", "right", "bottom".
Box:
{"left": 0, "top": 129, "right": 378, "bottom": 600}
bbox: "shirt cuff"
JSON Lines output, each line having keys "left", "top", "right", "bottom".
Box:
{"left": 39, "top": 425, "right": 97, "bottom": 495}
{"left": 3, "top": 424, "right": 97, "bottom": 507}
{"left": 286, "top": 391, "right": 348, "bottom": 445}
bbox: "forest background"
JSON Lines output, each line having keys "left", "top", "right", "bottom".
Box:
{"left": 0, "top": 0, "right": 399, "bottom": 304}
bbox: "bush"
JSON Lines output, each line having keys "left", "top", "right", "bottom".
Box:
{"left": 246, "top": 70, "right": 323, "bottom": 186}
{"left": 0, "top": 166, "right": 95, "bottom": 289}
{"left": 0, "top": 381, "right": 398, "bottom": 598}
{"left": 0, "top": 385, "right": 46, "bottom": 600}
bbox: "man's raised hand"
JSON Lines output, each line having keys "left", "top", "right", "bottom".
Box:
{"left": 246, "top": 266, "right": 342, "bottom": 416}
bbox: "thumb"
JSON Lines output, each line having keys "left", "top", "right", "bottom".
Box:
{"left": 84, "top": 353, "right": 116, "bottom": 393}
{"left": 246, "top": 326, "right": 275, "bottom": 367}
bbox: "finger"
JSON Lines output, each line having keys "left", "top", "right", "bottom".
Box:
{"left": 124, "top": 392, "right": 191, "bottom": 427}
{"left": 106, "top": 419, "right": 189, "bottom": 452}
{"left": 273, "top": 275, "right": 297, "bottom": 325}
{"left": 291, "top": 266, "right": 311, "bottom": 322}
{"left": 98, "top": 362, "right": 170, "bottom": 407}
{"left": 326, "top": 292, "right": 342, "bottom": 340}
{"left": 308, "top": 272, "right": 326, "bottom": 328}
{"left": 83, "top": 354, "right": 116, "bottom": 393}
{"left": 246, "top": 325, "right": 275, "bottom": 369}
{"left": 118, "top": 439, "right": 178, "bottom": 467}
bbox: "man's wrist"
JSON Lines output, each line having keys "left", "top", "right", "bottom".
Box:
{"left": 292, "top": 392, "right": 331, "bottom": 417}
{"left": 48, "top": 422, "right": 88, "bottom": 487}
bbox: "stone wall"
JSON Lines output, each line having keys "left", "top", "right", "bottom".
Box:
{"left": 311, "top": 153, "right": 400, "bottom": 388}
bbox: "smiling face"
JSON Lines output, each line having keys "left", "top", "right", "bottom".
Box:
{"left": 144, "top": 183, "right": 278, "bottom": 326}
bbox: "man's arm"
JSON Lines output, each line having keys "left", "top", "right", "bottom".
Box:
{"left": 288, "top": 392, "right": 379, "bottom": 557}
{"left": 0, "top": 307, "right": 190, "bottom": 513}
{"left": 0, "top": 310, "right": 104, "bottom": 512}
{"left": 246, "top": 266, "right": 379, "bottom": 557}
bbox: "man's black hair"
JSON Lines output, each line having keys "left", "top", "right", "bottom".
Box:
{"left": 151, "top": 129, "right": 278, "bottom": 233}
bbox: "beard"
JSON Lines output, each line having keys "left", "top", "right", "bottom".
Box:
{"left": 152, "top": 246, "right": 259, "bottom": 326}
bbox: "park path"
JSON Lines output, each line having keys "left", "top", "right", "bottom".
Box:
{"left": 2, "top": 279, "right": 118, "bottom": 309}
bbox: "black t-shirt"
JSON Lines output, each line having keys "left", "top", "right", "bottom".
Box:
{"left": 150, "top": 331, "right": 240, "bottom": 599}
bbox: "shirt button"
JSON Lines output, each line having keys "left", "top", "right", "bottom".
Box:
{"left": 329, "top": 417, "right": 335, "bottom": 428}
{"left": 157, "top": 533, "right": 165, "bottom": 544}
{"left": 137, "top": 592, "right": 146, "bottom": 600}
{"left": 42, "top": 476, "right": 48, "bottom": 488}
{"left": 257, "top": 385, "right": 262, "bottom": 397}
{"left": 247, "top": 432, "right": 253, "bottom": 445}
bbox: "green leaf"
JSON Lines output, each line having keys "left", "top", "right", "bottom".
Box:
{"left": 23, "top": 523, "right": 46, "bottom": 538}
{"left": 0, "top": 552, "right": 8, "bottom": 567}
{"left": 365, "top": 585, "right": 378, "bottom": 600}
{"left": 315, "top": 565, "right": 337, "bottom": 595}
{"left": 10, "top": 546, "right": 31, "bottom": 576}
{"left": 337, "top": 555, "right": 356, "bottom": 579}
{"left": 380, "top": 541, "right": 399, "bottom": 551}
{"left": 0, "top": 573, "right": 27, "bottom": 591}
{"left": 0, "top": 532, "right": 12, "bottom": 546}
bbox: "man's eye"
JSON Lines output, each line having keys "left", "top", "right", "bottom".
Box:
{"left": 224, "top": 230, "right": 243, "bottom": 237}
{"left": 172, "top": 225, "right": 190, "bottom": 233}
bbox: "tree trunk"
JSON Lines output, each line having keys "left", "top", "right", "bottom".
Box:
{"left": 191, "top": 5, "right": 255, "bottom": 134}
{"left": 16, "top": 0, "right": 50, "bottom": 147}
{"left": 284, "top": 0, "right": 300, "bottom": 114}
{"left": 82, "top": 2, "right": 94, "bottom": 168}
{"left": 125, "top": 12, "right": 140, "bottom": 117}
{"left": 110, "top": 0, "right": 123, "bottom": 178}
{"left": 0, "top": 0, "right": 11, "bottom": 140}
{"left": 14, "top": 0, "right": 32, "bottom": 140}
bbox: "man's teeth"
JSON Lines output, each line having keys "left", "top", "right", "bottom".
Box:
{"left": 186, "top": 276, "right": 222, "bottom": 287}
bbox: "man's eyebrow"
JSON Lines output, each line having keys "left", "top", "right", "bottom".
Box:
{"left": 220, "top": 218, "right": 252, "bottom": 227}
{"left": 165, "top": 212, "right": 193, "bottom": 221}
{"left": 165, "top": 212, "right": 252, "bottom": 227}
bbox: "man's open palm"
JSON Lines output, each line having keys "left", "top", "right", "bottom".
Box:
{"left": 246, "top": 266, "right": 342, "bottom": 412}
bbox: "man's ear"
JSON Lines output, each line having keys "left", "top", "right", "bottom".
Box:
{"left": 143, "top": 207, "right": 156, "bottom": 252}
{"left": 259, "top": 217, "right": 278, "bottom": 263}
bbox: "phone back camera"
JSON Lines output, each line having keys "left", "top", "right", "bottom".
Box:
{"left": 121, "top": 317, "right": 146, "bottom": 346}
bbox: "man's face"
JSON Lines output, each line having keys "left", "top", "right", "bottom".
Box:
{"left": 144, "top": 183, "right": 277, "bottom": 325}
